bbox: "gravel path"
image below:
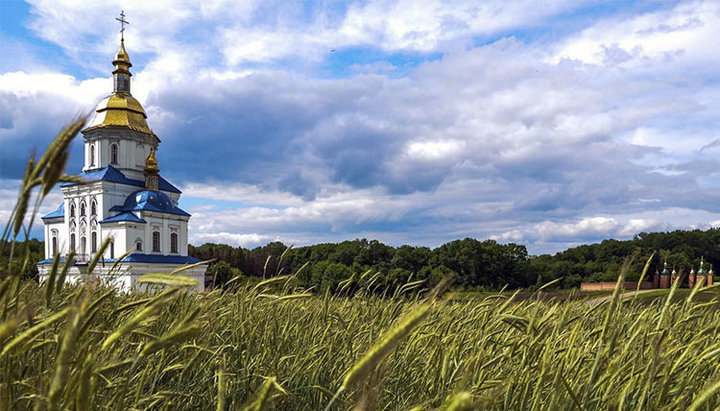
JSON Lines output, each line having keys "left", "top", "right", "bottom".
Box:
{"left": 585, "top": 289, "right": 658, "bottom": 306}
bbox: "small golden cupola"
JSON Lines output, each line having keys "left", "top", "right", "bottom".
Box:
{"left": 113, "top": 39, "right": 132, "bottom": 93}
{"left": 144, "top": 149, "right": 160, "bottom": 190}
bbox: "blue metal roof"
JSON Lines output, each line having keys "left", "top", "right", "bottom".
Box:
{"left": 60, "top": 165, "right": 181, "bottom": 193}
{"left": 41, "top": 203, "right": 64, "bottom": 220}
{"left": 37, "top": 256, "right": 68, "bottom": 265}
{"left": 121, "top": 253, "right": 203, "bottom": 264}
{"left": 99, "top": 212, "right": 146, "bottom": 224}
{"left": 118, "top": 190, "right": 191, "bottom": 217}
{"left": 37, "top": 254, "right": 204, "bottom": 265}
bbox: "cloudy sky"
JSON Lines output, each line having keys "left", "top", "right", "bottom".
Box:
{"left": 1, "top": 0, "right": 720, "bottom": 254}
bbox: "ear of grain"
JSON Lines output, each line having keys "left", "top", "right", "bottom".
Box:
{"left": 441, "top": 392, "right": 474, "bottom": 411}
{"left": 56, "top": 251, "right": 75, "bottom": 292}
{"left": 1, "top": 308, "right": 69, "bottom": 357}
{"left": 170, "top": 259, "right": 214, "bottom": 275}
{"left": 140, "top": 323, "right": 202, "bottom": 357}
{"left": 243, "top": 376, "right": 285, "bottom": 411}
{"left": 86, "top": 236, "right": 114, "bottom": 274}
{"left": 108, "top": 247, "right": 134, "bottom": 275}
{"left": 101, "top": 297, "right": 169, "bottom": 351}
{"left": 76, "top": 353, "right": 94, "bottom": 411}
{"left": 44, "top": 253, "right": 61, "bottom": 307}
{"left": 48, "top": 305, "right": 83, "bottom": 409}
{"left": 216, "top": 360, "right": 226, "bottom": 411}
{"left": 634, "top": 252, "right": 656, "bottom": 297}
{"left": 252, "top": 275, "right": 293, "bottom": 293}
{"left": 138, "top": 273, "right": 198, "bottom": 288}
{"left": 341, "top": 302, "right": 432, "bottom": 391}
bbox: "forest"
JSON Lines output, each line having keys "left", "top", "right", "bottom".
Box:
{"left": 189, "top": 228, "right": 720, "bottom": 291}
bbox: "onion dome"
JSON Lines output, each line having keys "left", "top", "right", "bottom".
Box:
{"left": 144, "top": 149, "right": 159, "bottom": 190}
{"left": 121, "top": 190, "right": 190, "bottom": 216}
{"left": 82, "top": 38, "right": 159, "bottom": 141}
{"left": 661, "top": 261, "right": 669, "bottom": 275}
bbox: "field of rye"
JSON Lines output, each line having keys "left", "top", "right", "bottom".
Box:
{"left": 5, "top": 121, "right": 720, "bottom": 410}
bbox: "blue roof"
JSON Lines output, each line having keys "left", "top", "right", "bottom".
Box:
{"left": 37, "top": 256, "right": 68, "bottom": 265}
{"left": 42, "top": 203, "right": 64, "bottom": 220}
{"left": 99, "top": 212, "right": 146, "bottom": 224}
{"left": 117, "top": 190, "right": 191, "bottom": 217}
{"left": 60, "top": 165, "right": 181, "bottom": 193}
{"left": 38, "top": 254, "right": 204, "bottom": 265}
{"left": 121, "top": 253, "right": 203, "bottom": 264}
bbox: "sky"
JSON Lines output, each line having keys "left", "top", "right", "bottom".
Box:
{"left": 1, "top": 0, "right": 720, "bottom": 255}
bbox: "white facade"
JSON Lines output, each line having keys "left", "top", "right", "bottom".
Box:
{"left": 38, "top": 38, "right": 206, "bottom": 292}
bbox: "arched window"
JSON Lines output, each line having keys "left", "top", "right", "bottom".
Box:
{"left": 91, "top": 200, "right": 97, "bottom": 216}
{"left": 111, "top": 143, "right": 119, "bottom": 165}
{"left": 136, "top": 239, "right": 143, "bottom": 252}
{"left": 152, "top": 231, "right": 160, "bottom": 252}
{"left": 80, "top": 236, "right": 86, "bottom": 258}
{"left": 89, "top": 144, "right": 95, "bottom": 166}
{"left": 70, "top": 203, "right": 76, "bottom": 218}
{"left": 70, "top": 233, "right": 76, "bottom": 253}
{"left": 91, "top": 231, "right": 97, "bottom": 253}
{"left": 170, "top": 233, "right": 178, "bottom": 254}
{"left": 51, "top": 236, "right": 57, "bottom": 256}
{"left": 80, "top": 202, "right": 86, "bottom": 217}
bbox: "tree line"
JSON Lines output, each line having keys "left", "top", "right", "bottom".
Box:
{"left": 190, "top": 228, "right": 720, "bottom": 292}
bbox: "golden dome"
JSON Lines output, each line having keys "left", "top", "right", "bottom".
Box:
{"left": 145, "top": 149, "right": 159, "bottom": 172}
{"left": 84, "top": 92, "right": 155, "bottom": 136}
{"left": 82, "top": 37, "right": 159, "bottom": 143}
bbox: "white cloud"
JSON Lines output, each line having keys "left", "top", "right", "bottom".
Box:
{"left": 535, "top": 217, "right": 621, "bottom": 240}
{"left": 552, "top": 1, "right": 720, "bottom": 68}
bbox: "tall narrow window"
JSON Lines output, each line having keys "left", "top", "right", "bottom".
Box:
{"left": 110, "top": 241, "right": 114, "bottom": 259}
{"left": 111, "top": 143, "right": 119, "bottom": 165}
{"left": 90, "top": 144, "right": 95, "bottom": 166}
{"left": 70, "top": 233, "right": 76, "bottom": 253}
{"left": 152, "top": 231, "right": 160, "bottom": 252}
{"left": 91, "top": 231, "right": 97, "bottom": 253}
{"left": 91, "top": 200, "right": 97, "bottom": 216}
{"left": 52, "top": 236, "right": 57, "bottom": 256}
{"left": 170, "top": 233, "right": 178, "bottom": 254}
{"left": 136, "top": 240, "right": 143, "bottom": 252}
{"left": 80, "top": 202, "right": 86, "bottom": 217}
{"left": 70, "top": 203, "right": 76, "bottom": 218}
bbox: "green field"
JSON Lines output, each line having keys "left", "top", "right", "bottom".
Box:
{"left": 2, "top": 275, "right": 720, "bottom": 410}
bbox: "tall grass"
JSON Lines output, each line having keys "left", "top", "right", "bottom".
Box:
{"left": 2, "top": 275, "right": 720, "bottom": 409}
{"left": 2, "top": 121, "right": 720, "bottom": 409}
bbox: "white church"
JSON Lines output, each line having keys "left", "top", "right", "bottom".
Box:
{"left": 37, "top": 28, "right": 207, "bottom": 291}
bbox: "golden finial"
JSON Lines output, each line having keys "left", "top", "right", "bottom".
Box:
{"left": 144, "top": 148, "right": 159, "bottom": 190}
{"left": 145, "top": 149, "right": 159, "bottom": 173}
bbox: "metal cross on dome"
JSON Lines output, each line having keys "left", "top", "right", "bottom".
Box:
{"left": 116, "top": 10, "right": 129, "bottom": 40}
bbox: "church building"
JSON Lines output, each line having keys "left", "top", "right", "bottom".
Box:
{"left": 37, "top": 27, "right": 207, "bottom": 291}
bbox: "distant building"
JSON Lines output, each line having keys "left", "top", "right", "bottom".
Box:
{"left": 37, "top": 30, "right": 207, "bottom": 291}
{"left": 581, "top": 258, "right": 713, "bottom": 291}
